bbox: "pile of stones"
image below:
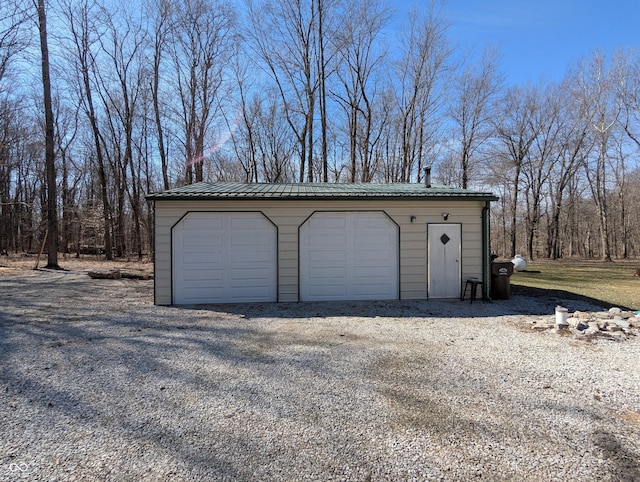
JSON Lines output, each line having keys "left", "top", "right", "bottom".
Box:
{"left": 530, "top": 307, "right": 639, "bottom": 340}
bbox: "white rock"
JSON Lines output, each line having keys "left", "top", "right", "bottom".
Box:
{"left": 566, "top": 317, "right": 580, "bottom": 327}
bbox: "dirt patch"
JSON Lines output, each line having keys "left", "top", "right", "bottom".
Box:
{"left": 0, "top": 254, "right": 152, "bottom": 278}
{"left": 616, "top": 411, "right": 640, "bottom": 426}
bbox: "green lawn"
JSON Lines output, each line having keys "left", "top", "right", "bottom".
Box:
{"left": 509, "top": 260, "right": 640, "bottom": 311}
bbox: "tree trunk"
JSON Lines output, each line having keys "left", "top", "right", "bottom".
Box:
{"left": 594, "top": 141, "right": 612, "bottom": 261}
{"left": 38, "top": 0, "right": 60, "bottom": 269}
{"left": 152, "top": 73, "right": 169, "bottom": 190}
{"left": 509, "top": 163, "right": 521, "bottom": 257}
{"left": 316, "top": 0, "right": 328, "bottom": 182}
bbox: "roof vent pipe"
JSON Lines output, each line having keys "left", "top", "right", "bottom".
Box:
{"left": 423, "top": 166, "right": 431, "bottom": 188}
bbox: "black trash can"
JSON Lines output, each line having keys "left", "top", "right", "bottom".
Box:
{"left": 491, "top": 261, "right": 514, "bottom": 300}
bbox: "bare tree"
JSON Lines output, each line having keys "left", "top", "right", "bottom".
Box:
{"left": 491, "top": 84, "right": 540, "bottom": 257}
{"left": 54, "top": 101, "right": 81, "bottom": 256}
{"left": 616, "top": 50, "right": 640, "bottom": 258}
{"left": 170, "top": 0, "right": 236, "bottom": 184}
{"left": 231, "top": 85, "right": 296, "bottom": 182}
{"left": 575, "top": 52, "right": 621, "bottom": 261}
{"left": 0, "top": 3, "right": 28, "bottom": 84}
{"left": 0, "top": 2, "right": 29, "bottom": 254}
{"left": 621, "top": 59, "right": 640, "bottom": 159}
{"left": 545, "top": 75, "right": 592, "bottom": 259}
{"left": 609, "top": 132, "right": 631, "bottom": 258}
{"left": 247, "top": 0, "right": 338, "bottom": 182}
{"left": 246, "top": 0, "right": 313, "bottom": 181}
{"left": 254, "top": 94, "right": 297, "bottom": 181}
{"left": 315, "top": 0, "right": 330, "bottom": 182}
{"left": 394, "top": 0, "right": 451, "bottom": 182}
{"left": 61, "top": 0, "right": 114, "bottom": 259}
{"left": 520, "top": 83, "right": 563, "bottom": 260}
{"left": 332, "top": 0, "right": 389, "bottom": 182}
{"left": 95, "top": 3, "right": 148, "bottom": 259}
{"left": 148, "top": 0, "right": 173, "bottom": 190}
{"left": 448, "top": 47, "right": 501, "bottom": 188}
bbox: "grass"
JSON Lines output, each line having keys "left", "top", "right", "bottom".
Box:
{"left": 509, "top": 259, "right": 640, "bottom": 311}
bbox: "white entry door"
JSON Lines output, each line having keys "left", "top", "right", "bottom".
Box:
{"left": 428, "top": 223, "right": 461, "bottom": 298}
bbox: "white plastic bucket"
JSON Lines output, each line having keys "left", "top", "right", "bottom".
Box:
{"left": 555, "top": 306, "right": 569, "bottom": 326}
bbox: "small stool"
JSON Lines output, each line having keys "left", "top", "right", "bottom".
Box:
{"left": 461, "top": 278, "right": 483, "bottom": 303}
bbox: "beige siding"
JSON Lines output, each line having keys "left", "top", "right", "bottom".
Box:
{"left": 152, "top": 198, "right": 487, "bottom": 304}
{"left": 461, "top": 220, "right": 484, "bottom": 281}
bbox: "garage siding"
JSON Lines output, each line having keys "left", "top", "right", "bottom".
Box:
{"left": 153, "top": 199, "right": 485, "bottom": 304}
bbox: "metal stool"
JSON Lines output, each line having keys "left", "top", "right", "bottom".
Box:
{"left": 461, "top": 278, "right": 483, "bottom": 303}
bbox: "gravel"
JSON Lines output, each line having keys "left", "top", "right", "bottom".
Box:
{"left": 1, "top": 267, "right": 639, "bottom": 481}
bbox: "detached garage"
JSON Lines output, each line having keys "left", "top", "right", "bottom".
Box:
{"left": 146, "top": 182, "right": 497, "bottom": 305}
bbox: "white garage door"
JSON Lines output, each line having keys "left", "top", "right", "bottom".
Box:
{"left": 299, "top": 212, "right": 399, "bottom": 301}
{"left": 172, "top": 212, "right": 277, "bottom": 304}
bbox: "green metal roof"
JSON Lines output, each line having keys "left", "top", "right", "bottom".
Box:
{"left": 146, "top": 182, "right": 498, "bottom": 201}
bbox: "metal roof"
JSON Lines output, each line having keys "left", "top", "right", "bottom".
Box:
{"left": 146, "top": 182, "right": 498, "bottom": 201}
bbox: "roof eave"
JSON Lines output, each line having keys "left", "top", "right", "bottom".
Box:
{"left": 146, "top": 193, "right": 499, "bottom": 202}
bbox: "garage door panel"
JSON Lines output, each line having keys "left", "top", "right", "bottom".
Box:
{"left": 232, "top": 234, "right": 268, "bottom": 246}
{"left": 307, "top": 234, "right": 347, "bottom": 247}
{"left": 181, "top": 268, "right": 223, "bottom": 281}
{"left": 181, "top": 234, "right": 222, "bottom": 246}
{"left": 230, "top": 250, "right": 272, "bottom": 263}
{"left": 353, "top": 216, "right": 391, "bottom": 229}
{"left": 180, "top": 280, "right": 223, "bottom": 291}
{"left": 303, "top": 284, "right": 348, "bottom": 298}
{"left": 300, "top": 212, "right": 398, "bottom": 301}
{"left": 230, "top": 268, "right": 272, "bottom": 280}
{"left": 354, "top": 235, "right": 395, "bottom": 246}
{"left": 181, "top": 288, "right": 224, "bottom": 302}
{"left": 183, "top": 217, "right": 222, "bottom": 230}
{"left": 353, "top": 266, "right": 393, "bottom": 277}
{"left": 181, "top": 280, "right": 223, "bottom": 291}
{"left": 230, "top": 287, "right": 273, "bottom": 299}
{"left": 229, "top": 261, "right": 272, "bottom": 270}
{"left": 354, "top": 250, "right": 392, "bottom": 262}
{"left": 353, "top": 284, "right": 392, "bottom": 296}
{"left": 182, "top": 251, "right": 223, "bottom": 263}
{"left": 230, "top": 216, "right": 266, "bottom": 228}
{"left": 306, "top": 266, "right": 347, "bottom": 278}
{"left": 307, "top": 216, "right": 347, "bottom": 229}
{"left": 173, "top": 212, "right": 277, "bottom": 304}
{"left": 307, "top": 250, "right": 347, "bottom": 263}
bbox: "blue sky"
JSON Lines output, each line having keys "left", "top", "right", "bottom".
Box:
{"left": 429, "top": 0, "right": 640, "bottom": 84}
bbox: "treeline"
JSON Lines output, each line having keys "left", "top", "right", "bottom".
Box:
{"left": 0, "top": 0, "right": 639, "bottom": 263}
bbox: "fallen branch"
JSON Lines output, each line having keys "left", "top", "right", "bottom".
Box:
{"left": 120, "top": 271, "right": 153, "bottom": 280}
{"left": 87, "top": 270, "right": 121, "bottom": 279}
{"left": 87, "top": 270, "right": 153, "bottom": 280}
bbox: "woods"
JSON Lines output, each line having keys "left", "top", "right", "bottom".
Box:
{"left": 1, "top": 0, "right": 639, "bottom": 262}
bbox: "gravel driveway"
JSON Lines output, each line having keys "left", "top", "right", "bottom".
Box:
{"left": 1, "top": 268, "right": 639, "bottom": 481}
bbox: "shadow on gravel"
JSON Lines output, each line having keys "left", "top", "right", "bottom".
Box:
{"left": 179, "top": 290, "right": 609, "bottom": 320}
{"left": 593, "top": 429, "right": 640, "bottom": 480}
